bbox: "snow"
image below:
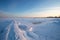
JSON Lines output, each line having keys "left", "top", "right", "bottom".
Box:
{"left": 0, "top": 18, "right": 60, "bottom": 40}
{"left": 33, "top": 18, "right": 60, "bottom": 40}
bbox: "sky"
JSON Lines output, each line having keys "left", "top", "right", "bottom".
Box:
{"left": 0, "top": 0, "right": 60, "bottom": 17}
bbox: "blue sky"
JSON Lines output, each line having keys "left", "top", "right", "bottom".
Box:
{"left": 0, "top": 0, "right": 60, "bottom": 17}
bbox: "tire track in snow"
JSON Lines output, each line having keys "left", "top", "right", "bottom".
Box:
{"left": 13, "top": 20, "right": 27, "bottom": 40}
{"left": 1, "top": 19, "right": 39, "bottom": 40}
{"left": 5, "top": 20, "right": 27, "bottom": 40}
{"left": 5, "top": 22, "right": 13, "bottom": 40}
{"left": 0, "top": 21, "right": 13, "bottom": 40}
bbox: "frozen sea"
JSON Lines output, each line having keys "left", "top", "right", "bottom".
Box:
{"left": 0, "top": 18, "right": 60, "bottom": 40}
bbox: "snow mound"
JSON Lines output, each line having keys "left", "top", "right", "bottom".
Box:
{"left": 18, "top": 24, "right": 39, "bottom": 40}
{"left": 18, "top": 25, "right": 28, "bottom": 31}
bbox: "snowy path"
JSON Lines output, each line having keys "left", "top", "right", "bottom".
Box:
{"left": 0, "top": 20, "right": 23, "bottom": 40}
{"left": 4, "top": 20, "right": 27, "bottom": 40}
{"left": 0, "top": 21, "right": 13, "bottom": 40}
{"left": 0, "top": 20, "right": 39, "bottom": 40}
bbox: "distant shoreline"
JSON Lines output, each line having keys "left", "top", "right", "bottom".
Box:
{"left": 0, "top": 17, "right": 60, "bottom": 18}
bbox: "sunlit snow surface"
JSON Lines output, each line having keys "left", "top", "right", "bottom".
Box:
{"left": 0, "top": 18, "right": 60, "bottom": 40}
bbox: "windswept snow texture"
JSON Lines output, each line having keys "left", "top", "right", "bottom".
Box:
{"left": 0, "top": 18, "right": 60, "bottom": 40}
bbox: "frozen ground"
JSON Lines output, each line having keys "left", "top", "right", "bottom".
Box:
{"left": 0, "top": 18, "right": 60, "bottom": 40}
